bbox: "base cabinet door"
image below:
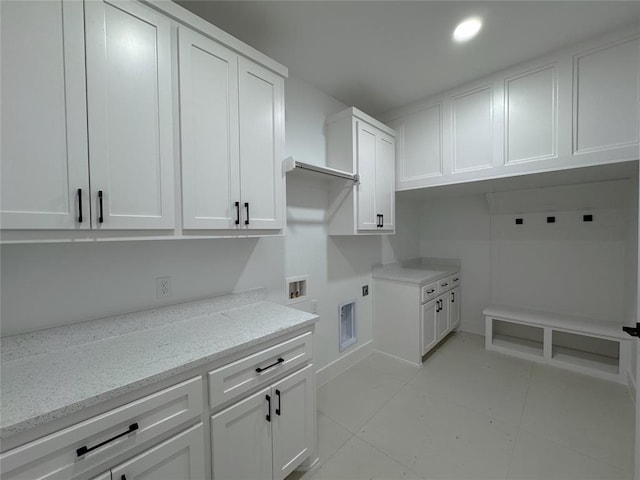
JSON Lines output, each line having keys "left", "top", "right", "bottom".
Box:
{"left": 272, "top": 365, "right": 314, "bottom": 480}
{"left": 449, "top": 287, "right": 461, "bottom": 330}
{"left": 436, "top": 296, "right": 450, "bottom": 340}
{"left": 211, "top": 386, "right": 273, "bottom": 480}
{"left": 111, "top": 424, "right": 205, "bottom": 480}
{"left": 422, "top": 300, "right": 438, "bottom": 355}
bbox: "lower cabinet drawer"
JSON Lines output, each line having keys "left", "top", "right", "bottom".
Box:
{"left": 421, "top": 281, "right": 439, "bottom": 303}
{"left": 1, "top": 376, "right": 203, "bottom": 480}
{"left": 208, "top": 332, "right": 313, "bottom": 409}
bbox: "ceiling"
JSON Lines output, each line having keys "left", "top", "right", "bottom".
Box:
{"left": 176, "top": 1, "right": 640, "bottom": 116}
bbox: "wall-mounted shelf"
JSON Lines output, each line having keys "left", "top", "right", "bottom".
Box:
{"left": 284, "top": 156, "right": 359, "bottom": 183}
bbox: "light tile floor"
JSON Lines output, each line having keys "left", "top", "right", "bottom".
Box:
{"left": 298, "top": 332, "right": 636, "bottom": 480}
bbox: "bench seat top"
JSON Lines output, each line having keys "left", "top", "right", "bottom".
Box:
{"left": 483, "top": 304, "right": 630, "bottom": 340}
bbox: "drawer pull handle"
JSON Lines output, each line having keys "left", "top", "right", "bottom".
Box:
{"left": 256, "top": 357, "right": 284, "bottom": 373}
{"left": 441, "top": 282, "right": 448, "bottom": 287}
{"left": 235, "top": 201, "right": 240, "bottom": 225}
{"left": 451, "top": 292, "right": 455, "bottom": 303}
{"left": 266, "top": 394, "right": 271, "bottom": 422}
{"left": 275, "top": 389, "right": 282, "bottom": 415}
{"left": 76, "top": 423, "right": 138, "bottom": 457}
{"left": 453, "top": 278, "right": 459, "bottom": 282}
{"left": 244, "top": 202, "right": 250, "bottom": 225}
{"left": 426, "top": 289, "right": 435, "bottom": 294}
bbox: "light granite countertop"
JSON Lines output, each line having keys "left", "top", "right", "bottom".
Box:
{"left": 372, "top": 259, "right": 459, "bottom": 285}
{"left": 0, "top": 289, "right": 318, "bottom": 437}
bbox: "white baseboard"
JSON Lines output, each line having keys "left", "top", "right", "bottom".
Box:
{"left": 316, "top": 340, "right": 374, "bottom": 388}
{"left": 373, "top": 349, "right": 422, "bottom": 367}
{"left": 627, "top": 368, "right": 637, "bottom": 405}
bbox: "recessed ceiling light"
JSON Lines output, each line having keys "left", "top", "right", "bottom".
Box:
{"left": 453, "top": 17, "right": 482, "bottom": 43}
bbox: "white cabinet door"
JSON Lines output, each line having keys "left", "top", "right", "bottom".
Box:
{"left": 178, "top": 27, "right": 240, "bottom": 230}
{"left": 449, "top": 287, "right": 461, "bottom": 330}
{"left": 449, "top": 85, "right": 495, "bottom": 174}
{"left": 422, "top": 300, "right": 438, "bottom": 356}
{"left": 388, "top": 104, "right": 442, "bottom": 189}
{"left": 0, "top": 0, "right": 89, "bottom": 230}
{"left": 436, "top": 295, "right": 449, "bottom": 340}
{"left": 356, "top": 121, "right": 379, "bottom": 231}
{"left": 111, "top": 423, "right": 205, "bottom": 480}
{"left": 376, "top": 133, "right": 395, "bottom": 232}
{"left": 272, "top": 365, "right": 314, "bottom": 480}
{"left": 211, "top": 386, "right": 273, "bottom": 480}
{"left": 85, "top": 0, "right": 174, "bottom": 230}
{"left": 238, "top": 58, "right": 285, "bottom": 230}
{"left": 573, "top": 35, "right": 639, "bottom": 163}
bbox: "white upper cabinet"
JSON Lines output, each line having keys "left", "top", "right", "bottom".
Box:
{"left": 178, "top": 29, "right": 285, "bottom": 231}
{"left": 85, "top": 0, "right": 175, "bottom": 229}
{"left": 504, "top": 65, "right": 558, "bottom": 165}
{"left": 2, "top": 0, "right": 287, "bottom": 240}
{"left": 327, "top": 108, "right": 396, "bottom": 235}
{"left": 238, "top": 58, "right": 285, "bottom": 230}
{"left": 572, "top": 35, "right": 640, "bottom": 162}
{"left": 449, "top": 84, "right": 495, "bottom": 174}
{"left": 383, "top": 28, "right": 639, "bottom": 192}
{"left": 179, "top": 27, "right": 240, "bottom": 230}
{"left": 1, "top": 0, "right": 89, "bottom": 230}
{"left": 387, "top": 104, "right": 442, "bottom": 190}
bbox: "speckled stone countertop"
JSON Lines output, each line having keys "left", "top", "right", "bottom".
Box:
{"left": 0, "top": 289, "right": 318, "bottom": 437}
{"left": 372, "top": 259, "right": 459, "bottom": 285}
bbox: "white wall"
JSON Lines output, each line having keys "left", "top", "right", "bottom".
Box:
{"left": 419, "top": 194, "right": 492, "bottom": 335}
{"left": 283, "top": 76, "right": 418, "bottom": 372}
{"left": 417, "top": 180, "right": 637, "bottom": 336}
{"left": 0, "top": 237, "right": 284, "bottom": 335}
{"left": 489, "top": 181, "right": 633, "bottom": 323}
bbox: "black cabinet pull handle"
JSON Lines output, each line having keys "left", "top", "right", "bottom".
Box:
{"left": 77, "top": 188, "right": 83, "bottom": 223}
{"left": 381, "top": 214, "right": 384, "bottom": 227}
{"left": 427, "top": 289, "right": 435, "bottom": 294}
{"left": 441, "top": 282, "right": 448, "bottom": 287}
{"left": 451, "top": 292, "right": 455, "bottom": 303}
{"left": 376, "top": 214, "right": 380, "bottom": 228}
{"left": 235, "top": 201, "right": 240, "bottom": 225}
{"left": 76, "top": 423, "right": 138, "bottom": 457}
{"left": 453, "top": 278, "right": 459, "bottom": 282}
{"left": 98, "top": 190, "right": 104, "bottom": 223}
{"left": 275, "top": 389, "right": 281, "bottom": 415}
{"left": 266, "top": 395, "right": 271, "bottom": 422}
{"left": 244, "top": 202, "right": 250, "bottom": 225}
{"left": 255, "top": 357, "right": 284, "bottom": 373}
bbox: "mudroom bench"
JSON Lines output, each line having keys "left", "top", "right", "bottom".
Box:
{"left": 483, "top": 305, "right": 632, "bottom": 384}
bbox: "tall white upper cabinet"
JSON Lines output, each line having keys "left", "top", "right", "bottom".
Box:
{"left": 179, "top": 27, "right": 285, "bottom": 231}
{"left": 1, "top": 0, "right": 89, "bottom": 230}
{"left": 85, "top": 0, "right": 174, "bottom": 229}
{"left": 327, "top": 108, "right": 396, "bottom": 235}
{"left": 1, "top": 0, "right": 174, "bottom": 231}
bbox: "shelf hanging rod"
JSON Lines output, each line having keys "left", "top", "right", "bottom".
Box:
{"left": 284, "top": 157, "right": 359, "bottom": 183}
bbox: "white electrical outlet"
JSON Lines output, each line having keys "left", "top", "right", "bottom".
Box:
{"left": 156, "top": 276, "right": 171, "bottom": 298}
